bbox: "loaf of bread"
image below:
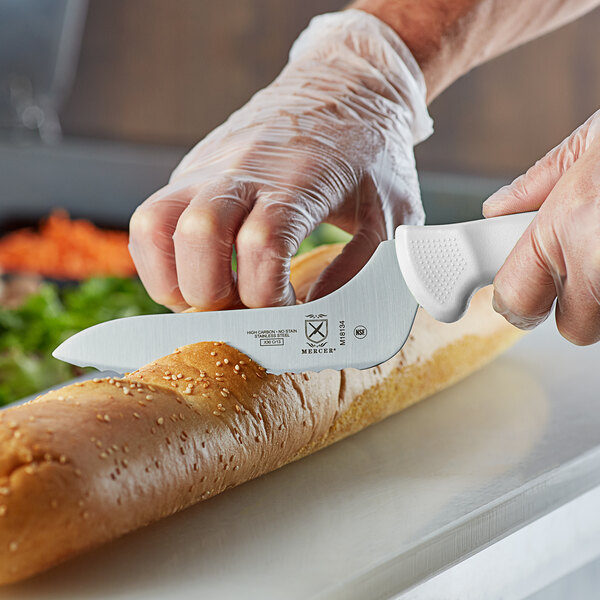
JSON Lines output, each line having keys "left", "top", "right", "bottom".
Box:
{"left": 0, "top": 244, "right": 522, "bottom": 585}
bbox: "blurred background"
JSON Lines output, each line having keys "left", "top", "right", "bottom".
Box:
{"left": 2, "top": 0, "right": 600, "bottom": 231}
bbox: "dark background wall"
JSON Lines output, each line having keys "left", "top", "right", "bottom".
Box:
{"left": 60, "top": 0, "right": 600, "bottom": 177}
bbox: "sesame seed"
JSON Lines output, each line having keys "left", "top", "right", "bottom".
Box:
{"left": 78, "top": 500, "right": 85, "bottom": 508}
{"left": 123, "top": 387, "right": 131, "bottom": 395}
{"left": 82, "top": 511, "right": 90, "bottom": 519}
{"left": 122, "top": 459, "right": 128, "bottom": 468}
{"left": 234, "top": 365, "right": 240, "bottom": 371}
{"left": 222, "top": 387, "right": 230, "bottom": 394}
{"left": 157, "top": 417, "right": 164, "bottom": 425}
{"left": 216, "top": 361, "right": 222, "bottom": 367}
{"left": 104, "top": 414, "right": 111, "bottom": 422}
{"left": 148, "top": 385, "right": 156, "bottom": 392}
{"left": 177, "top": 373, "right": 183, "bottom": 379}
{"left": 212, "top": 411, "right": 220, "bottom": 416}
{"left": 164, "top": 371, "right": 171, "bottom": 376}
{"left": 162, "top": 376, "right": 171, "bottom": 380}
{"left": 241, "top": 374, "right": 247, "bottom": 380}
{"left": 0, "top": 506, "right": 6, "bottom": 517}
{"left": 133, "top": 412, "right": 141, "bottom": 419}
{"left": 138, "top": 400, "right": 146, "bottom": 407}
{"left": 115, "top": 382, "right": 121, "bottom": 388}
{"left": 99, "top": 452, "right": 107, "bottom": 459}
{"left": 8, "top": 542, "right": 18, "bottom": 553}
{"left": 170, "top": 382, "right": 178, "bottom": 388}
{"left": 93, "top": 378, "right": 101, "bottom": 383}
{"left": 210, "top": 351, "right": 217, "bottom": 356}
{"left": 185, "top": 377, "right": 192, "bottom": 381}
{"left": 24, "top": 465, "right": 35, "bottom": 475}
{"left": 235, "top": 405, "right": 241, "bottom": 413}
{"left": 224, "top": 358, "right": 229, "bottom": 365}
{"left": 146, "top": 395, "right": 153, "bottom": 401}
{"left": 239, "top": 360, "right": 245, "bottom": 365}
{"left": 183, "top": 389, "right": 192, "bottom": 394}
{"left": 59, "top": 455, "right": 67, "bottom": 464}
{"left": 234, "top": 465, "right": 239, "bottom": 471}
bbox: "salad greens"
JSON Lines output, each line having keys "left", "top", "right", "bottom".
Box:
{"left": 0, "top": 277, "right": 168, "bottom": 406}
{"left": 0, "top": 223, "right": 351, "bottom": 407}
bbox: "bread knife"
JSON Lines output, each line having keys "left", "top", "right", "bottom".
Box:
{"left": 53, "top": 212, "right": 537, "bottom": 374}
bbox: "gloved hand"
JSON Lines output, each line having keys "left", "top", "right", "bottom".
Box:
{"left": 483, "top": 109, "right": 600, "bottom": 345}
{"left": 129, "top": 10, "right": 432, "bottom": 312}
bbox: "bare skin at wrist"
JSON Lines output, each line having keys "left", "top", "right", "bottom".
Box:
{"left": 350, "top": 0, "right": 600, "bottom": 101}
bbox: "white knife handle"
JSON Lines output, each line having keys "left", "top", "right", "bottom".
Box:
{"left": 394, "top": 211, "right": 538, "bottom": 322}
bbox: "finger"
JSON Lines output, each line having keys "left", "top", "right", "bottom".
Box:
{"left": 492, "top": 216, "right": 559, "bottom": 331}
{"left": 173, "top": 183, "right": 251, "bottom": 310}
{"left": 554, "top": 206, "right": 600, "bottom": 346}
{"left": 129, "top": 186, "right": 190, "bottom": 312}
{"left": 236, "top": 194, "right": 322, "bottom": 308}
{"left": 306, "top": 227, "right": 383, "bottom": 302}
{"left": 483, "top": 120, "right": 594, "bottom": 218}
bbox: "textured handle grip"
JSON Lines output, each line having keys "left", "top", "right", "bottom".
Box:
{"left": 395, "top": 212, "right": 538, "bottom": 322}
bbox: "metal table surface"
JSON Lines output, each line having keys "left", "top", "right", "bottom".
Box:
{"left": 1, "top": 316, "right": 599, "bottom": 599}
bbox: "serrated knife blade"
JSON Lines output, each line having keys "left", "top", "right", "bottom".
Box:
{"left": 53, "top": 241, "right": 416, "bottom": 374}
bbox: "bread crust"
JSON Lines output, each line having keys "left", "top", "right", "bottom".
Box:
{"left": 0, "top": 244, "right": 522, "bottom": 584}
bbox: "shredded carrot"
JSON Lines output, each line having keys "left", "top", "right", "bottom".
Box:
{"left": 0, "top": 210, "right": 137, "bottom": 280}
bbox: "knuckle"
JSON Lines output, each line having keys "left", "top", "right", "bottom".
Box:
{"left": 129, "top": 204, "right": 157, "bottom": 238}
{"left": 237, "top": 220, "right": 294, "bottom": 259}
{"left": 175, "top": 206, "right": 221, "bottom": 242}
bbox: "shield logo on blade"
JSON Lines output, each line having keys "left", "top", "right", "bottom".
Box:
{"left": 305, "top": 317, "right": 328, "bottom": 343}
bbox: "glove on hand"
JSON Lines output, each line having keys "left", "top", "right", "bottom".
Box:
{"left": 129, "top": 10, "right": 432, "bottom": 311}
{"left": 483, "top": 109, "right": 600, "bottom": 345}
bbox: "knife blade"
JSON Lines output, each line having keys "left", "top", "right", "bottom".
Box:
{"left": 53, "top": 212, "right": 537, "bottom": 374}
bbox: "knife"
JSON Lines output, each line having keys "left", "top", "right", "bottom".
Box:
{"left": 53, "top": 211, "right": 537, "bottom": 374}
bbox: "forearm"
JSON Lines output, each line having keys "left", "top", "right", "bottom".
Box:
{"left": 351, "top": 0, "right": 600, "bottom": 100}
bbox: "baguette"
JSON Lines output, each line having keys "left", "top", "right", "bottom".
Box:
{"left": 0, "top": 244, "right": 522, "bottom": 585}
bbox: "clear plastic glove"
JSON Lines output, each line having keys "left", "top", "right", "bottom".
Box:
{"left": 129, "top": 10, "right": 432, "bottom": 312}
{"left": 483, "top": 109, "right": 600, "bottom": 345}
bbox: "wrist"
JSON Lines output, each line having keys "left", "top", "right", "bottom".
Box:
{"left": 351, "top": 0, "right": 483, "bottom": 101}
{"left": 289, "top": 10, "right": 433, "bottom": 145}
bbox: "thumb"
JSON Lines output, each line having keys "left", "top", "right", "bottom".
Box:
{"left": 482, "top": 115, "right": 597, "bottom": 218}
{"left": 306, "top": 228, "right": 382, "bottom": 302}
